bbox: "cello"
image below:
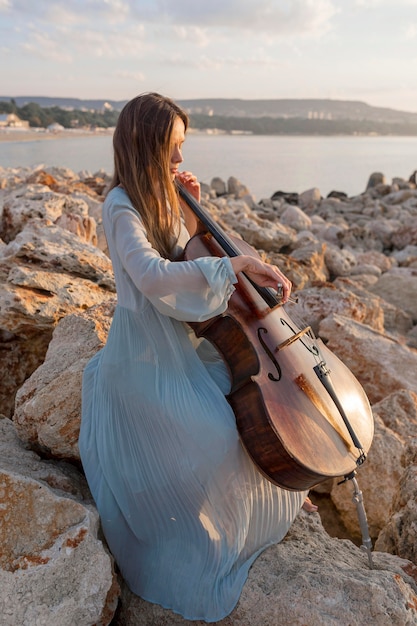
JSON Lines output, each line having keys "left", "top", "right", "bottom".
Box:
{"left": 177, "top": 182, "right": 374, "bottom": 493}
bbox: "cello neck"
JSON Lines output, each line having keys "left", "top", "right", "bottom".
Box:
{"left": 176, "top": 181, "right": 241, "bottom": 258}
{"left": 176, "top": 181, "right": 280, "bottom": 309}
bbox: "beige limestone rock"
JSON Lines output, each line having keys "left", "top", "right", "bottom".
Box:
{"left": 279, "top": 203, "right": 312, "bottom": 231}
{"left": 54, "top": 211, "right": 97, "bottom": 245}
{"left": 350, "top": 262, "right": 382, "bottom": 277}
{"left": 371, "top": 391, "right": 417, "bottom": 565}
{"left": 318, "top": 313, "right": 417, "bottom": 404}
{"left": 211, "top": 176, "right": 227, "bottom": 196}
{"left": 267, "top": 244, "right": 329, "bottom": 289}
{"left": 290, "top": 283, "right": 385, "bottom": 335}
{"left": 356, "top": 250, "right": 395, "bottom": 272}
{"left": 112, "top": 513, "right": 417, "bottom": 626}
{"left": 365, "top": 218, "right": 403, "bottom": 249}
{"left": 369, "top": 267, "right": 417, "bottom": 323}
{"left": 298, "top": 187, "right": 322, "bottom": 209}
{"left": 13, "top": 302, "right": 115, "bottom": 460}
{"left": 391, "top": 222, "right": 417, "bottom": 249}
{"left": 227, "top": 176, "right": 251, "bottom": 198}
{"left": 210, "top": 196, "right": 297, "bottom": 252}
{"left": 1, "top": 219, "right": 114, "bottom": 288}
{"left": 324, "top": 244, "right": 357, "bottom": 277}
{"left": 1, "top": 184, "right": 91, "bottom": 243}
{"left": 289, "top": 242, "right": 329, "bottom": 283}
{"left": 0, "top": 330, "right": 52, "bottom": 418}
{"left": 0, "top": 417, "right": 118, "bottom": 626}
{"left": 0, "top": 218, "right": 114, "bottom": 416}
{"left": 392, "top": 244, "right": 417, "bottom": 267}
{"left": 0, "top": 266, "right": 112, "bottom": 335}
{"left": 333, "top": 276, "right": 414, "bottom": 336}
{"left": 372, "top": 389, "right": 417, "bottom": 440}
{"left": 375, "top": 443, "right": 417, "bottom": 564}
{"left": 330, "top": 413, "right": 404, "bottom": 541}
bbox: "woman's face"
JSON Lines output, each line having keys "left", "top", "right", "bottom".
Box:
{"left": 169, "top": 116, "right": 185, "bottom": 180}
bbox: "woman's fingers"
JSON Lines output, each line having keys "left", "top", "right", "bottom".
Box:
{"left": 239, "top": 258, "right": 292, "bottom": 301}
{"left": 176, "top": 171, "right": 201, "bottom": 201}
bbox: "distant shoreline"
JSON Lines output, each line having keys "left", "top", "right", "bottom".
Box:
{"left": 3, "top": 128, "right": 417, "bottom": 146}
{"left": 0, "top": 129, "right": 114, "bottom": 144}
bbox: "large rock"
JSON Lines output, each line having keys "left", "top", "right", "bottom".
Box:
{"left": 369, "top": 267, "right": 417, "bottom": 322}
{"left": 13, "top": 302, "right": 115, "bottom": 460}
{"left": 288, "top": 241, "right": 330, "bottom": 284}
{"left": 372, "top": 389, "right": 417, "bottom": 439}
{"left": 208, "top": 196, "right": 297, "bottom": 252}
{"left": 279, "top": 203, "right": 312, "bottom": 231}
{"left": 289, "top": 283, "right": 385, "bottom": 335}
{"left": 267, "top": 245, "right": 329, "bottom": 289}
{"left": 1, "top": 182, "right": 97, "bottom": 245}
{"left": 317, "top": 389, "right": 417, "bottom": 547}
{"left": 324, "top": 243, "right": 357, "bottom": 277}
{"left": 1, "top": 219, "right": 114, "bottom": 294}
{"left": 372, "top": 390, "right": 417, "bottom": 564}
{"left": 391, "top": 221, "right": 417, "bottom": 249}
{"left": 366, "top": 172, "right": 387, "bottom": 190}
{"left": 375, "top": 442, "right": 417, "bottom": 564}
{"left": 0, "top": 206, "right": 114, "bottom": 417}
{"left": 0, "top": 329, "right": 52, "bottom": 419}
{"left": 329, "top": 413, "right": 404, "bottom": 541}
{"left": 113, "top": 513, "right": 417, "bottom": 626}
{"left": 318, "top": 313, "right": 417, "bottom": 404}
{"left": 333, "top": 276, "right": 414, "bottom": 336}
{"left": 0, "top": 417, "right": 118, "bottom": 626}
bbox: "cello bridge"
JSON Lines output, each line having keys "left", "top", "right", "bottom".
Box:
{"left": 275, "top": 326, "right": 312, "bottom": 352}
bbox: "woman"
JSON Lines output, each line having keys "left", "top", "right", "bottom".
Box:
{"left": 79, "top": 92, "right": 315, "bottom": 622}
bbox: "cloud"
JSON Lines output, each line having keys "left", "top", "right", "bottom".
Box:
{"left": 172, "top": 25, "right": 211, "bottom": 47}
{"left": 21, "top": 29, "right": 73, "bottom": 63}
{"left": 158, "top": 50, "right": 287, "bottom": 72}
{"left": 5, "top": 0, "right": 338, "bottom": 37}
{"left": 4, "top": 0, "right": 131, "bottom": 23}
{"left": 353, "top": 0, "right": 417, "bottom": 5}
{"left": 405, "top": 23, "right": 417, "bottom": 39}
{"left": 67, "top": 23, "right": 148, "bottom": 58}
{"left": 113, "top": 68, "right": 146, "bottom": 82}
{"left": 5, "top": 0, "right": 338, "bottom": 65}
{"left": 134, "top": 0, "right": 338, "bottom": 37}
{"left": 16, "top": 18, "right": 148, "bottom": 63}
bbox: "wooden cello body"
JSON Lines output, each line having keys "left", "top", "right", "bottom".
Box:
{"left": 179, "top": 184, "right": 374, "bottom": 491}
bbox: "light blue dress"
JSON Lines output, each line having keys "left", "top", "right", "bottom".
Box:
{"left": 79, "top": 186, "right": 306, "bottom": 622}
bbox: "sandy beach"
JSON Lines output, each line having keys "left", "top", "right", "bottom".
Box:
{"left": 0, "top": 128, "right": 114, "bottom": 143}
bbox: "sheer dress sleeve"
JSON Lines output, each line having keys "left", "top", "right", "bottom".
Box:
{"left": 105, "top": 191, "right": 238, "bottom": 322}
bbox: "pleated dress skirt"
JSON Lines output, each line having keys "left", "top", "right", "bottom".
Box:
{"left": 79, "top": 303, "right": 306, "bottom": 622}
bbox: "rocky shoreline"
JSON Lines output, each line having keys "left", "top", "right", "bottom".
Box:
{"left": 0, "top": 164, "right": 417, "bottom": 625}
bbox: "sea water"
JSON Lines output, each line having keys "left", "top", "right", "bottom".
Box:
{"left": 0, "top": 133, "right": 416, "bottom": 199}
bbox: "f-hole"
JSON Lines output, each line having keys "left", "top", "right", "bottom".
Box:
{"left": 258, "top": 327, "right": 282, "bottom": 381}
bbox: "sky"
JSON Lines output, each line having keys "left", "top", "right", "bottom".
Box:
{"left": 2, "top": 0, "right": 417, "bottom": 113}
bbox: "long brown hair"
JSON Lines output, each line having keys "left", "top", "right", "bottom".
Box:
{"left": 109, "top": 93, "right": 189, "bottom": 258}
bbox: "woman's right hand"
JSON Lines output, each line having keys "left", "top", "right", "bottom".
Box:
{"left": 230, "top": 255, "right": 292, "bottom": 303}
{"left": 176, "top": 170, "right": 201, "bottom": 203}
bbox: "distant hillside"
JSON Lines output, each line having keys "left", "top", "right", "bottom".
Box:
{"left": 1, "top": 96, "right": 417, "bottom": 124}
{"left": 179, "top": 98, "right": 417, "bottom": 124}
{"left": 0, "top": 96, "right": 126, "bottom": 112}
